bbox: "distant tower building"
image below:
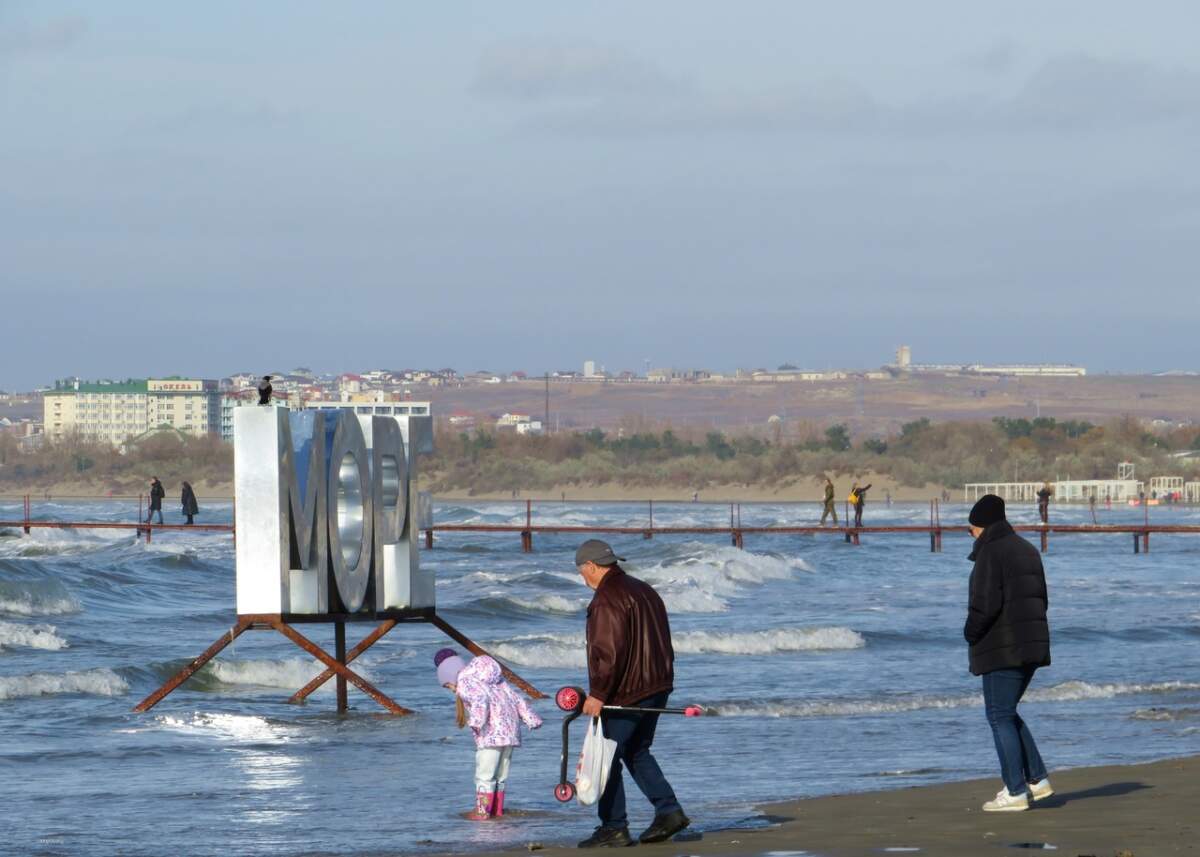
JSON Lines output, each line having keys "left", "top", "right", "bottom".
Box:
{"left": 895, "top": 345, "right": 912, "bottom": 369}
{"left": 583, "top": 360, "right": 597, "bottom": 378}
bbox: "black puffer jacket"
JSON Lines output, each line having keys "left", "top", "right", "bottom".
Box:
{"left": 964, "top": 520, "right": 1051, "bottom": 675}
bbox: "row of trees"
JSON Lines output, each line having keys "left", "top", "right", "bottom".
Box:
{"left": 427, "top": 416, "right": 1200, "bottom": 494}
{"left": 4, "top": 416, "right": 1197, "bottom": 495}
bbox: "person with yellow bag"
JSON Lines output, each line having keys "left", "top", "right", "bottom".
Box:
{"left": 849, "top": 482, "right": 872, "bottom": 527}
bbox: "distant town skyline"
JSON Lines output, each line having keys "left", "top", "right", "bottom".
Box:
{"left": 4, "top": 3, "right": 1200, "bottom": 391}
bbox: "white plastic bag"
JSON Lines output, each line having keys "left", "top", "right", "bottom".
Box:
{"left": 574, "top": 717, "right": 617, "bottom": 805}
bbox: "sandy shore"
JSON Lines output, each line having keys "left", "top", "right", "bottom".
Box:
{"left": 457, "top": 755, "right": 1197, "bottom": 857}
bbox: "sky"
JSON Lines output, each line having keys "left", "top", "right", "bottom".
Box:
{"left": 3, "top": 2, "right": 1199, "bottom": 390}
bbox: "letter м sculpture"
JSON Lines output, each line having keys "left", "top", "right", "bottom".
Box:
{"left": 134, "top": 407, "right": 543, "bottom": 714}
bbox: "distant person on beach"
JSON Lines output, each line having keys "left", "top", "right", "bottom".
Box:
{"left": 574, "top": 539, "right": 689, "bottom": 847}
{"left": 850, "top": 482, "right": 871, "bottom": 527}
{"left": 1036, "top": 483, "right": 1053, "bottom": 524}
{"left": 692, "top": 491, "right": 699, "bottom": 503}
{"left": 146, "top": 477, "right": 164, "bottom": 524}
{"left": 435, "top": 648, "right": 542, "bottom": 821}
{"left": 257, "top": 375, "right": 273, "bottom": 405}
{"left": 180, "top": 481, "right": 199, "bottom": 525}
{"left": 885, "top": 489, "right": 893, "bottom": 507}
{"left": 820, "top": 478, "right": 838, "bottom": 525}
{"left": 965, "top": 494, "right": 1053, "bottom": 812}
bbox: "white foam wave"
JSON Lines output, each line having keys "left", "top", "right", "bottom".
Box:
{"left": 500, "top": 594, "right": 589, "bottom": 614}
{"left": 673, "top": 627, "right": 865, "bottom": 655}
{"left": 711, "top": 680, "right": 1200, "bottom": 719}
{"left": 0, "top": 593, "right": 80, "bottom": 617}
{"left": 204, "top": 657, "right": 363, "bottom": 691}
{"left": 0, "top": 668, "right": 128, "bottom": 701}
{"left": 488, "top": 627, "right": 863, "bottom": 669}
{"left": 0, "top": 620, "right": 69, "bottom": 651}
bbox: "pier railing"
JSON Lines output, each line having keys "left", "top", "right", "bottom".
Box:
{"left": 1, "top": 495, "right": 1194, "bottom": 553}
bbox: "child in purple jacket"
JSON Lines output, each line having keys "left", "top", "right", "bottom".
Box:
{"left": 435, "top": 648, "right": 543, "bottom": 820}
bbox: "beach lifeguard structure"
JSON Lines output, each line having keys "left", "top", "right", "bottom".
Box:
{"left": 134, "top": 407, "right": 542, "bottom": 715}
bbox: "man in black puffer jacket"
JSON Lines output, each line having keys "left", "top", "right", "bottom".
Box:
{"left": 965, "top": 494, "right": 1053, "bottom": 813}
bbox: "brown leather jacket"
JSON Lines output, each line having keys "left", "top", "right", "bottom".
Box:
{"left": 586, "top": 567, "right": 674, "bottom": 706}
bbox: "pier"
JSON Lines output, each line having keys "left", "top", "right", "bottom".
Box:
{"left": 4, "top": 495, "right": 1199, "bottom": 554}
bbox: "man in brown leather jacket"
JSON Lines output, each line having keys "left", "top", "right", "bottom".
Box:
{"left": 575, "top": 539, "right": 688, "bottom": 848}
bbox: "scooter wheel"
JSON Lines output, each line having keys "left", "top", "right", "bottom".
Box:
{"left": 554, "top": 782, "right": 575, "bottom": 802}
{"left": 555, "top": 686, "right": 582, "bottom": 712}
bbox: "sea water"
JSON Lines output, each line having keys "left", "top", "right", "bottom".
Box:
{"left": 1, "top": 498, "right": 1198, "bottom": 855}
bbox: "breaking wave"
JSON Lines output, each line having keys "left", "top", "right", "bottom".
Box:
{"left": 709, "top": 680, "right": 1200, "bottom": 718}
{"left": 0, "top": 620, "right": 69, "bottom": 651}
{"left": 0, "top": 579, "right": 81, "bottom": 617}
{"left": 195, "top": 657, "right": 364, "bottom": 692}
{"left": 0, "top": 668, "right": 128, "bottom": 701}
{"left": 489, "top": 627, "right": 864, "bottom": 669}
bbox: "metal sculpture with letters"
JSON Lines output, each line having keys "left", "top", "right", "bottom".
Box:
{"left": 134, "top": 406, "right": 541, "bottom": 716}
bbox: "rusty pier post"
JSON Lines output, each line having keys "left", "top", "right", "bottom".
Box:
{"left": 644, "top": 499, "right": 653, "bottom": 539}
{"left": 425, "top": 529, "right": 434, "bottom": 549}
{"left": 1040, "top": 527, "right": 1048, "bottom": 553}
{"left": 334, "top": 621, "right": 348, "bottom": 712}
{"left": 520, "top": 499, "right": 533, "bottom": 553}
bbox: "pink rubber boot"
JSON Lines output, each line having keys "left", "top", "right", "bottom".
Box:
{"left": 468, "top": 790, "right": 493, "bottom": 821}
{"left": 492, "top": 790, "right": 506, "bottom": 818}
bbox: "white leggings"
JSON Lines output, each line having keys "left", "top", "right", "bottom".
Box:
{"left": 474, "top": 746, "right": 514, "bottom": 792}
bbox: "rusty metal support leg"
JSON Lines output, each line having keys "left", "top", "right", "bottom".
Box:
{"left": 1143, "top": 530, "right": 1150, "bottom": 553}
{"left": 521, "top": 530, "right": 532, "bottom": 552}
{"left": 733, "top": 530, "right": 744, "bottom": 549}
{"left": 133, "top": 618, "right": 252, "bottom": 712}
{"left": 425, "top": 528, "right": 433, "bottom": 549}
{"left": 290, "top": 620, "right": 397, "bottom": 704}
{"left": 430, "top": 614, "right": 545, "bottom": 700}
{"left": 1133, "top": 532, "right": 1140, "bottom": 554}
{"left": 852, "top": 530, "right": 861, "bottom": 546}
{"left": 270, "top": 620, "right": 412, "bottom": 715}
{"left": 1040, "top": 528, "right": 1048, "bottom": 553}
{"left": 334, "top": 621, "right": 348, "bottom": 713}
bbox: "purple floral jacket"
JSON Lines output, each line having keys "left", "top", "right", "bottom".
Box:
{"left": 455, "top": 655, "right": 542, "bottom": 749}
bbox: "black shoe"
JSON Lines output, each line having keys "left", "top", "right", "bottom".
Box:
{"left": 577, "top": 826, "right": 635, "bottom": 848}
{"left": 638, "top": 810, "right": 690, "bottom": 844}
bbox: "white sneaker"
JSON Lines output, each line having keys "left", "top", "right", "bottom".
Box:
{"left": 1028, "top": 778, "right": 1054, "bottom": 801}
{"left": 982, "top": 788, "right": 1030, "bottom": 812}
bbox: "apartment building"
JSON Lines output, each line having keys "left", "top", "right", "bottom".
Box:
{"left": 43, "top": 378, "right": 221, "bottom": 445}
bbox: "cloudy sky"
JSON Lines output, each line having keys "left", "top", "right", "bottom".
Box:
{"left": 2, "top": 2, "right": 1198, "bottom": 389}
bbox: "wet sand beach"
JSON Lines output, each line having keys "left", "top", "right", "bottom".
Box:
{"left": 467, "top": 755, "right": 1197, "bottom": 857}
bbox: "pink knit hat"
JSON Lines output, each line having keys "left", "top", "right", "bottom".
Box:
{"left": 434, "top": 647, "right": 466, "bottom": 687}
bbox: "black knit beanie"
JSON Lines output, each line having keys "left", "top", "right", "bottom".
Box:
{"left": 969, "top": 494, "right": 1006, "bottom": 528}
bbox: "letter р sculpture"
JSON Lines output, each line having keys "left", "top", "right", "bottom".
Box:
{"left": 134, "top": 407, "right": 543, "bottom": 714}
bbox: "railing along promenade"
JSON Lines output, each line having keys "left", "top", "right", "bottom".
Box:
{"left": 2, "top": 495, "right": 1197, "bottom": 554}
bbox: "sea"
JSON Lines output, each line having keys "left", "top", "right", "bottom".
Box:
{"left": 1, "top": 497, "right": 1198, "bottom": 856}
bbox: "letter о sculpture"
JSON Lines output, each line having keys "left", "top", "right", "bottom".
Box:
{"left": 233, "top": 406, "right": 434, "bottom": 615}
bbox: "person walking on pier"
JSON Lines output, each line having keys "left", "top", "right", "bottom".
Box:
{"left": 180, "top": 481, "right": 199, "bottom": 525}
{"left": 1036, "top": 482, "right": 1053, "bottom": 524}
{"left": 574, "top": 539, "right": 688, "bottom": 848}
{"left": 146, "top": 477, "right": 165, "bottom": 525}
{"left": 850, "top": 482, "right": 871, "bottom": 528}
{"left": 820, "top": 478, "right": 838, "bottom": 525}
{"left": 965, "top": 494, "right": 1053, "bottom": 812}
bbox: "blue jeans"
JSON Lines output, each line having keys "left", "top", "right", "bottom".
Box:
{"left": 982, "top": 666, "right": 1048, "bottom": 796}
{"left": 146, "top": 508, "right": 163, "bottom": 524}
{"left": 598, "top": 692, "right": 682, "bottom": 829}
